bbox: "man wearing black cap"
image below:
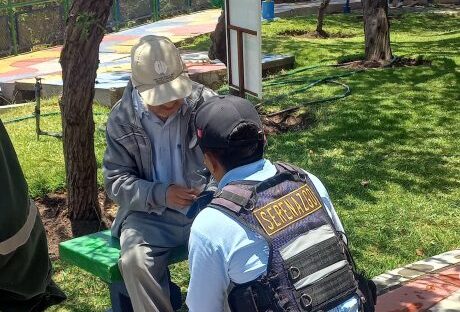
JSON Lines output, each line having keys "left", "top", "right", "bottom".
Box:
{"left": 186, "top": 95, "right": 374, "bottom": 312}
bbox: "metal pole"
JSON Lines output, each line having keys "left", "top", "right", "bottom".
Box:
{"left": 112, "top": 0, "right": 121, "bottom": 30}
{"left": 343, "top": 0, "right": 351, "bottom": 13}
{"left": 7, "top": 0, "right": 18, "bottom": 55}
{"left": 34, "top": 77, "right": 62, "bottom": 139}
{"left": 35, "top": 77, "right": 42, "bottom": 140}
{"left": 63, "top": 0, "right": 70, "bottom": 21}
{"left": 237, "top": 30, "right": 245, "bottom": 98}
{"left": 151, "top": 0, "right": 159, "bottom": 21}
{"left": 116, "top": 0, "right": 122, "bottom": 27}
{"left": 156, "top": 0, "right": 160, "bottom": 20}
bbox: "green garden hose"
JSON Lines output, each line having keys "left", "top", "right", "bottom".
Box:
{"left": 260, "top": 64, "right": 361, "bottom": 116}
{"left": 2, "top": 64, "right": 360, "bottom": 125}
{"left": 2, "top": 111, "right": 107, "bottom": 129}
{"left": 3, "top": 112, "right": 61, "bottom": 125}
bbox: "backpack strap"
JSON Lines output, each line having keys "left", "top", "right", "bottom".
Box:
{"left": 274, "top": 161, "right": 298, "bottom": 172}
{"left": 210, "top": 184, "right": 255, "bottom": 213}
{"left": 210, "top": 162, "right": 308, "bottom": 213}
{"left": 275, "top": 162, "right": 309, "bottom": 181}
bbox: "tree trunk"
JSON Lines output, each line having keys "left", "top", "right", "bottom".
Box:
{"left": 208, "top": 10, "right": 227, "bottom": 65}
{"left": 363, "top": 0, "right": 392, "bottom": 63}
{"left": 59, "top": 0, "right": 112, "bottom": 220}
{"left": 316, "top": 0, "right": 331, "bottom": 38}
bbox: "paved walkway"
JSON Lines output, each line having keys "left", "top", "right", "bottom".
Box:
{"left": 373, "top": 249, "right": 460, "bottom": 311}
{"left": 274, "top": 0, "right": 456, "bottom": 18}
{"left": 0, "top": 0, "right": 365, "bottom": 88}
{"left": 0, "top": 5, "right": 298, "bottom": 106}
{"left": 275, "top": 0, "right": 362, "bottom": 17}
{"left": 0, "top": 9, "right": 221, "bottom": 87}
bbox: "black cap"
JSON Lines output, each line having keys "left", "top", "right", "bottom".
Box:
{"left": 192, "top": 95, "right": 264, "bottom": 150}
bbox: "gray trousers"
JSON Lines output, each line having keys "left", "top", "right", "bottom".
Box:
{"left": 119, "top": 210, "right": 192, "bottom": 312}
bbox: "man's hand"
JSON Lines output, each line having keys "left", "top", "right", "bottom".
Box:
{"left": 166, "top": 185, "right": 199, "bottom": 209}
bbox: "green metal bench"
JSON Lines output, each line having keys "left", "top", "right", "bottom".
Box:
{"left": 59, "top": 230, "right": 187, "bottom": 311}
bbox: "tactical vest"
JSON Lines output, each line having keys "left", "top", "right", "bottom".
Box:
{"left": 207, "top": 162, "right": 376, "bottom": 312}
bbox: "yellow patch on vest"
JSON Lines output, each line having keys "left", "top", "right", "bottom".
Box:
{"left": 253, "top": 184, "right": 322, "bottom": 236}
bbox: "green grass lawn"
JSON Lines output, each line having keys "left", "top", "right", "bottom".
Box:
{"left": 0, "top": 103, "right": 110, "bottom": 198}
{"left": 1, "top": 8, "right": 459, "bottom": 311}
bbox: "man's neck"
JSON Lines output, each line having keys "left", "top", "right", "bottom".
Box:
{"left": 147, "top": 99, "right": 184, "bottom": 122}
{"left": 154, "top": 112, "right": 169, "bottom": 122}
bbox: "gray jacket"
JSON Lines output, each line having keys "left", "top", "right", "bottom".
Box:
{"left": 103, "top": 80, "right": 216, "bottom": 238}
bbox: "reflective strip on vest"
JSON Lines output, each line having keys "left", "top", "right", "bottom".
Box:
{"left": 293, "top": 260, "right": 348, "bottom": 290}
{"left": 0, "top": 199, "right": 37, "bottom": 255}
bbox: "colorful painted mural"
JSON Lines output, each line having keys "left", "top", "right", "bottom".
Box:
{"left": 0, "top": 9, "right": 221, "bottom": 90}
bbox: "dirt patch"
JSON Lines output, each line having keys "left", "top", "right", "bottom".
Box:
{"left": 338, "top": 57, "right": 432, "bottom": 69}
{"left": 278, "top": 29, "right": 354, "bottom": 39}
{"left": 261, "top": 110, "right": 315, "bottom": 135}
{"left": 36, "top": 190, "right": 117, "bottom": 260}
{"left": 391, "top": 57, "right": 432, "bottom": 67}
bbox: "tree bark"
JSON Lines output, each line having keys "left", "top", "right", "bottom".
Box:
{"left": 363, "top": 0, "right": 392, "bottom": 63}
{"left": 316, "top": 0, "right": 331, "bottom": 38}
{"left": 208, "top": 10, "right": 227, "bottom": 65}
{"left": 59, "top": 0, "right": 112, "bottom": 220}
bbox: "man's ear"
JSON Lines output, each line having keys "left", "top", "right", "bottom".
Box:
{"left": 204, "top": 151, "right": 217, "bottom": 173}
{"left": 204, "top": 151, "right": 226, "bottom": 182}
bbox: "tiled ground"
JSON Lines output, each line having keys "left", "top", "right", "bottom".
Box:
{"left": 0, "top": 9, "right": 223, "bottom": 106}
{"left": 0, "top": 9, "right": 221, "bottom": 86}
{"left": 0, "top": 1, "right": 342, "bottom": 89}
{"left": 0, "top": 1, "right": 362, "bottom": 104}
{"left": 374, "top": 249, "right": 460, "bottom": 312}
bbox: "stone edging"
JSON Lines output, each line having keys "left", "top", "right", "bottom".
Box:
{"left": 372, "top": 249, "right": 460, "bottom": 295}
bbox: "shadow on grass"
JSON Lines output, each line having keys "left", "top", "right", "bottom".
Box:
{"left": 267, "top": 10, "right": 460, "bottom": 34}
{"left": 265, "top": 50, "right": 459, "bottom": 275}
{"left": 267, "top": 57, "right": 459, "bottom": 208}
{"left": 390, "top": 12, "right": 460, "bottom": 34}
{"left": 50, "top": 262, "right": 110, "bottom": 312}
{"left": 263, "top": 10, "right": 460, "bottom": 65}
{"left": 391, "top": 36, "right": 460, "bottom": 59}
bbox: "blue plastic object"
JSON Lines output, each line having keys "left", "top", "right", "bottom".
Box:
{"left": 343, "top": 0, "right": 351, "bottom": 13}
{"left": 262, "top": 1, "right": 275, "bottom": 21}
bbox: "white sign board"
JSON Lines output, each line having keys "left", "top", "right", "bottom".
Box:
{"left": 225, "top": 0, "right": 262, "bottom": 98}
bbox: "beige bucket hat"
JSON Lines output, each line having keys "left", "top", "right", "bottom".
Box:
{"left": 131, "top": 35, "right": 192, "bottom": 106}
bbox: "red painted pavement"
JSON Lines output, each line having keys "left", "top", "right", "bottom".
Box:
{"left": 10, "top": 57, "right": 55, "bottom": 67}
{"left": 186, "top": 63, "right": 225, "bottom": 74}
{"left": 102, "top": 34, "right": 140, "bottom": 42}
{"left": 169, "top": 24, "right": 216, "bottom": 36}
{"left": 0, "top": 67, "right": 37, "bottom": 79}
{"left": 437, "top": 266, "right": 460, "bottom": 287}
{"left": 376, "top": 264, "right": 460, "bottom": 312}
